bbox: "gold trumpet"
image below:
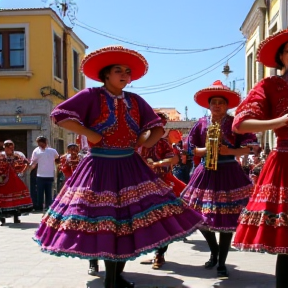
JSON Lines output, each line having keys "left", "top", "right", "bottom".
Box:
{"left": 205, "top": 122, "right": 221, "bottom": 171}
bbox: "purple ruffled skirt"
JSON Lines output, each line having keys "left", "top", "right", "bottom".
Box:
{"left": 181, "top": 161, "right": 253, "bottom": 232}
{"left": 34, "top": 151, "right": 204, "bottom": 261}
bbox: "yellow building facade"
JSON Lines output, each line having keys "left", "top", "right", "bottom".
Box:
{"left": 0, "top": 8, "right": 87, "bottom": 157}
{"left": 241, "top": 0, "right": 288, "bottom": 149}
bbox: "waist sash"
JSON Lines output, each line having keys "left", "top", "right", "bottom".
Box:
{"left": 90, "top": 147, "right": 134, "bottom": 158}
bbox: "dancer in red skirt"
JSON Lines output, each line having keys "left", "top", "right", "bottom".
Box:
{"left": 0, "top": 140, "right": 32, "bottom": 225}
{"left": 139, "top": 111, "right": 186, "bottom": 269}
{"left": 232, "top": 29, "right": 288, "bottom": 288}
{"left": 140, "top": 112, "right": 186, "bottom": 198}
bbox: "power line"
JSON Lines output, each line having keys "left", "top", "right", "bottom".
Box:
{"left": 128, "top": 42, "right": 245, "bottom": 91}
{"left": 75, "top": 19, "right": 245, "bottom": 53}
{"left": 75, "top": 19, "right": 246, "bottom": 95}
{"left": 136, "top": 41, "right": 245, "bottom": 54}
{"left": 130, "top": 43, "right": 245, "bottom": 95}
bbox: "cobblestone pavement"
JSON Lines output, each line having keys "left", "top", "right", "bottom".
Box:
{"left": 0, "top": 213, "right": 275, "bottom": 288}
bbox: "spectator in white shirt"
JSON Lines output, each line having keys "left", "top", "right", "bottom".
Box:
{"left": 30, "top": 136, "right": 59, "bottom": 211}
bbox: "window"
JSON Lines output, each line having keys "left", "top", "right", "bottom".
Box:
{"left": 53, "top": 33, "right": 62, "bottom": 78}
{"left": 73, "top": 49, "right": 80, "bottom": 89}
{"left": 0, "top": 29, "right": 25, "bottom": 69}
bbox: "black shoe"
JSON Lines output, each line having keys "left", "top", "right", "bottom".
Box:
{"left": 217, "top": 266, "right": 229, "bottom": 279}
{"left": 104, "top": 275, "right": 135, "bottom": 288}
{"left": 116, "top": 275, "right": 135, "bottom": 288}
{"left": 13, "top": 216, "right": 21, "bottom": 224}
{"left": 88, "top": 260, "right": 99, "bottom": 276}
{"left": 0, "top": 218, "right": 5, "bottom": 226}
{"left": 88, "top": 265, "right": 99, "bottom": 276}
{"left": 204, "top": 253, "right": 218, "bottom": 269}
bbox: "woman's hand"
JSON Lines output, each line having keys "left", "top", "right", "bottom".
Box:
{"left": 219, "top": 145, "right": 250, "bottom": 156}
{"left": 181, "top": 154, "right": 187, "bottom": 164}
{"left": 86, "top": 130, "right": 102, "bottom": 145}
{"left": 58, "top": 120, "right": 102, "bottom": 145}
{"left": 218, "top": 145, "right": 231, "bottom": 155}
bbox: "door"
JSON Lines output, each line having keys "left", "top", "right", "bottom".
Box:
{"left": 0, "top": 130, "right": 27, "bottom": 156}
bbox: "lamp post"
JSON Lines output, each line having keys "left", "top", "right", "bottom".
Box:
{"left": 222, "top": 62, "right": 233, "bottom": 78}
{"left": 15, "top": 106, "right": 23, "bottom": 123}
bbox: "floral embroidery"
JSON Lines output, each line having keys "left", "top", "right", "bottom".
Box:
{"left": 90, "top": 90, "right": 140, "bottom": 148}
{"left": 251, "top": 184, "right": 288, "bottom": 204}
{"left": 238, "top": 208, "right": 288, "bottom": 228}
{"left": 53, "top": 179, "right": 171, "bottom": 208}
{"left": 43, "top": 200, "right": 187, "bottom": 236}
{"left": 233, "top": 243, "right": 288, "bottom": 254}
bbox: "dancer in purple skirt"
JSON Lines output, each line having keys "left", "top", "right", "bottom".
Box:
{"left": 33, "top": 45, "right": 204, "bottom": 288}
{"left": 181, "top": 81, "right": 257, "bottom": 279}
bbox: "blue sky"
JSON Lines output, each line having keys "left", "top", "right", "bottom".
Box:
{"left": 1, "top": 0, "right": 255, "bottom": 119}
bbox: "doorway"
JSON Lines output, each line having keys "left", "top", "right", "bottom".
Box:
{"left": 0, "top": 130, "right": 28, "bottom": 156}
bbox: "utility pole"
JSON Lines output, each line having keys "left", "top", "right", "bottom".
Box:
{"left": 185, "top": 106, "right": 188, "bottom": 121}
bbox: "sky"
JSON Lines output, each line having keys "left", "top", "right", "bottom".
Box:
{"left": 1, "top": 0, "right": 255, "bottom": 119}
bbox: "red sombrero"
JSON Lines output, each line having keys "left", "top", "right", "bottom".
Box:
{"left": 194, "top": 80, "right": 241, "bottom": 109}
{"left": 81, "top": 45, "right": 148, "bottom": 82}
{"left": 257, "top": 29, "right": 288, "bottom": 68}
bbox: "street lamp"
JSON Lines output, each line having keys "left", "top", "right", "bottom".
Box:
{"left": 15, "top": 106, "right": 23, "bottom": 123}
{"left": 222, "top": 62, "right": 233, "bottom": 78}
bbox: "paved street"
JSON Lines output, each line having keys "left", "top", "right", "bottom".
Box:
{"left": 0, "top": 213, "right": 276, "bottom": 288}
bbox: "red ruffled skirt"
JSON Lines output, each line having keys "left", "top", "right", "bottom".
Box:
{"left": 0, "top": 168, "right": 33, "bottom": 213}
{"left": 233, "top": 149, "right": 288, "bottom": 254}
{"left": 163, "top": 172, "right": 186, "bottom": 197}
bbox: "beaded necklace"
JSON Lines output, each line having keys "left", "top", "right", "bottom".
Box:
{"left": 102, "top": 87, "right": 125, "bottom": 108}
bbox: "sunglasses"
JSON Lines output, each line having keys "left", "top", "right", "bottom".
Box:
{"left": 4, "top": 143, "right": 13, "bottom": 147}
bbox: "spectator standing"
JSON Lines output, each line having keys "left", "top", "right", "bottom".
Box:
{"left": 30, "top": 136, "right": 59, "bottom": 211}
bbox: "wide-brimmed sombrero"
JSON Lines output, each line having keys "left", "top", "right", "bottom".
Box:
{"left": 257, "top": 29, "right": 288, "bottom": 68}
{"left": 81, "top": 45, "right": 148, "bottom": 82}
{"left": 194, "top": 80, "right": 241, "bottom": 109}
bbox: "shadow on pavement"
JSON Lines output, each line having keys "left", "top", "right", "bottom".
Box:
{"left": 85, "top": 265, "right": 275, "bottom": 288}
{"left": 4, "top": 222, "right": 40, "bottom": 229}
{"left": 158, "top": 262, "right": 275, "bottom": 287}
{"left": 189, "top": 239, "right": 237, "bottom": 253}
{"left": 86, "top": 272, "right": 186, "bottom": 288}
{"left": 186, "top": 239, "right": 210, "bottom": 253}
